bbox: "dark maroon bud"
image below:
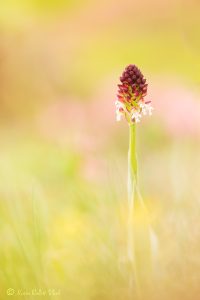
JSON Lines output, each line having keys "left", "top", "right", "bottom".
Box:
{"left": 127, "top": 78, "right": 132, "bottom": 83}
{"left": 128, "top": 65, "right": 134, "bottom": 71}
{"left": 142, "top": 78, "right": 146, "bottom": 84}
{"left": 135, "top": 70, "right": 140, "bottom": 76}
{"left": 132, "top": 75, "right": 136, "bottom": 80}
{"left": 129, "top": 71, "right": 134, "bottom": 75}
{"left": 140, "top": 83, "right": 144, "bottom": 89}
{"left": 125, "top": 72, "right": 129, "bottom": 78}
{"left": 137, "top": 78, "right": 141, "bottom": 84}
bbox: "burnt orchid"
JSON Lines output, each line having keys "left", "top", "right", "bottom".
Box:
{"left": 116, "top": 65, "right": 156, "bottom": 296}
{"left": 115, "top": 64, "right": 153, "bottom": 123}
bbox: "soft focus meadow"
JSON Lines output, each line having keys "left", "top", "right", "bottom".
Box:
{"left": 0, "top": 1, "right": 200, "bottom": 299}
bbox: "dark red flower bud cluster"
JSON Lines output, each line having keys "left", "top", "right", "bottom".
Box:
{"left": 118, "top": 64, "right": 148, "bottom": 101}
{"left": 115, "top": 64, "right": 152, "bottom": 123}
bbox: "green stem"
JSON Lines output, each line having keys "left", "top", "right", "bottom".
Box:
{"left": 128, "top": 124, "right": 138, "bottom": 208}
{"left": 127, "top": 123, "right": 153, "bottom": 297}
{"left": 127, "top": 123, "right": 141, "bottom": 296}
{"left": 128, "top": 124, "right": 145, "bottom": 209}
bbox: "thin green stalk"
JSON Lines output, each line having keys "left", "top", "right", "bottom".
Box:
{"left": 128, "top": 124, "right": 144, "bottom": 208}
{"left": 128, "top": 123, "right": 138, "bottom": 208}
{"left": 127, "top": 124, "right": 137, "bottom": 263}
{"left": 127, "top": 123, "right": 141, "bottom": 296}
{"left": 127, "top": 124, "right": 154, "bottom": 298}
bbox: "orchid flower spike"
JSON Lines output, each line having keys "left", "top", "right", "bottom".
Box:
{"left": 115, "top": 64, "right": 153, "bottom": 123}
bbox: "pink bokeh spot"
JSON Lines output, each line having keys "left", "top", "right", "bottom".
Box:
{"left": 37, "top": 77, "right": 116, "bottom": 151}
{"left": 150, "top": 81, "right": 200, "bottom": 137}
